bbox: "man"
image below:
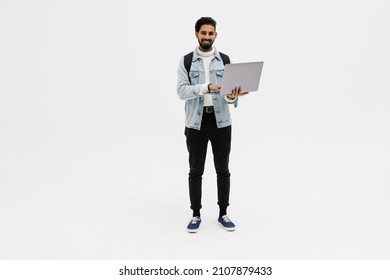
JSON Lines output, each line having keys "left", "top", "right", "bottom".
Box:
{"left": 177, "top": 17, "right": 248, "bottom": 233}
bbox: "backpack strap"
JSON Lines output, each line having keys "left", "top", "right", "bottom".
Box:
{"left": 219, "top": 52, "right": 230, "bottom": 65}
{"left": 183, "top": 51, "right": 230, "bottom": 83}
{"left": 183, "top": 52, "right": 193, "bottom": 83}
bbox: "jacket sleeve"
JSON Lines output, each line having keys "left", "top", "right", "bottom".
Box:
{"left": 177, "top": 57, "right": 202, "bottom": 101}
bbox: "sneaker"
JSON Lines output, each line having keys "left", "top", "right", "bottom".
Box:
{"left": 218, "top": 215, "right": 236, "bottom": 231}
{"left": 187, "top": 216, "right": 201, "bottom": 233}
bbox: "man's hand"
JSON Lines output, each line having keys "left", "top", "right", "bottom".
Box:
{"left": 227, "top": 86, "right": 248, "bottom": 100}
{"left": 208, "top": 83, "right": 221, "bottom": 92}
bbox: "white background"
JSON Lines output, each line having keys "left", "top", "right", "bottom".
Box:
{"left": 1, "top": 0, "right": 389, "bottom": 259}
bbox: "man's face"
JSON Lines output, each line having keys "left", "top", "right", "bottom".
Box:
{"left": 195, "top": 24, "right": 217, "bottom": 52}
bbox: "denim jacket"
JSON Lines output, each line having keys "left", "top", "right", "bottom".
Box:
{"left": 177, "top": 48, "right": 238, "bottom": 130}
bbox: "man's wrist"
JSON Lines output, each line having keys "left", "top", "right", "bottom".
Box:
{"left": 225, "top": 95, "right": 237, "bottom": 102}
{"left": 227, "top": 94, "right": 236, "bottom": 100}
{"left": 207, "top": 83, "right": 212, "bottom": 91}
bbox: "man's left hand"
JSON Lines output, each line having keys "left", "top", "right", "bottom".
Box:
{"left": 227, "top": 86, "right": 249, "bottom": 100}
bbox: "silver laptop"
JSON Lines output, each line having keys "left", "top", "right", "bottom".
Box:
{"left": 219, "top": 61, "right": 264, "bottom": 95}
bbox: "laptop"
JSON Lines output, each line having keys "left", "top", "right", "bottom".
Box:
{"left": 218, "top": 61, "right": 264, "bottom": 95}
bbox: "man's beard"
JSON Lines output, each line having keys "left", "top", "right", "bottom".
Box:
{"left": 198, "top": 39, "right": 213, "bottom": 51}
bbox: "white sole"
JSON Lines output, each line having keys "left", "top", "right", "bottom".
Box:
{"left": 219, "top": 222, "right": 236, "bottom": 231}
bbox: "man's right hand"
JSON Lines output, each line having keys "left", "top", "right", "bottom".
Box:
{"left": 208, "top": 83, "right": 221, "bottom": 92}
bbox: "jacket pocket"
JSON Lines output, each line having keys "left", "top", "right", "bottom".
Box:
{"left": 189, "top": 71, "right": 200, "bottom": 85}
{"left": 215, "top": 70, "right": 224, "bottom": 84}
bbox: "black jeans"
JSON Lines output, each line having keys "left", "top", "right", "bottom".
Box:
{"left": 185, "top": 109, "right": 231, "bottom": 211}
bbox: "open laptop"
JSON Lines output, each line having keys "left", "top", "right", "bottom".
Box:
{"left": 218, "top": 61, "right": 264, "bottom": 95}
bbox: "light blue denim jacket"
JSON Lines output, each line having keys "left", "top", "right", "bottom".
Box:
{"left": 177, "top": 48, "right": 238, "bottom": 130}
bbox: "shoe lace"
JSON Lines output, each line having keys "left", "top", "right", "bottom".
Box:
{"left": 222, "top": 215, "right": 231, "bottom": 223}
{"left": 191, "top": 217, "right": 200, "bottom": 224}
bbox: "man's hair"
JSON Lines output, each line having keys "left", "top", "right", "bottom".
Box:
{"left": 195, "top": 17, "right": 217, "bottom": 32}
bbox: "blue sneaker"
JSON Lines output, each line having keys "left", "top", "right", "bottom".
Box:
{"left": 187, "top": 216, "right": 201, "bottom": 233}
{"left": 218, "top": 215, "right": 236, "bottom": 231}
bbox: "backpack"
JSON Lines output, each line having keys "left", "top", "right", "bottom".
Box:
{"left": 183, "top": 51, "right": 230, "bottom": 83}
